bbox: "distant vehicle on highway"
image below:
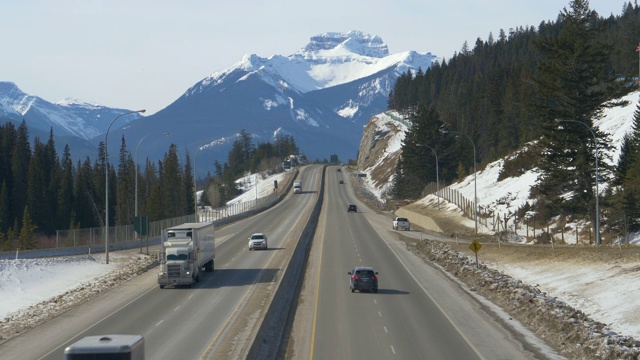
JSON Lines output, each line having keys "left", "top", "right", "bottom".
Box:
{"left": 339, "top": 180, "right": 344, "bottom": 184}
{"left": 393, "top": 217, "right": 411, "bottom": 231}
{"left": 293, "top": 180, "right": 302, "bottom": 194}
{"left": 348, "top": 266, "right": 378, "bottom": 293}
{"left": 347, "top": 204, "right": 357, "bottom": 212}
{"left": 248, "top": 233, "right": 268, "bottom": 250}
{"left": 337, "top": 168, "right": 341, "bottom": 172}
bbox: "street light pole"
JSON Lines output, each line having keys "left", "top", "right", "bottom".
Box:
{"left": 442, "top": 130, "right": 477, "bottom": 234}
{"left": 104, "top": 109, "right": 145, "bottom": 264}
{"left": 556, "top": 119, "right": 601, "bottom": 245}
{"left": 417, "top": 144, "right": 440, "bottom": 210}
{"left": 135, "top": 132, "right": 169, "bottom": 244}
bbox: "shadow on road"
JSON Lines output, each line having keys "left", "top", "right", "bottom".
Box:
{"left": 374, "top": 289, "right": 410, "bottom": 295}
{"left": 168, "top": 268, "right": 281, "bottom": 289}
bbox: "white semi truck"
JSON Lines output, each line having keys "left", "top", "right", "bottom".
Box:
{"left": 293, "top": 180, "right": 302, "bottom": 194}
{"left": 158, "top": 222, "right": 215, "bottom": 288}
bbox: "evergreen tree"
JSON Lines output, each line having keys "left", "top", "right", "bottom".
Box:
{"left": 0, "top": 232, "right": 9, "bottom": 252}
{"left": 184, "top": 152, "right": 195, "bottom": 214}
{"left": 116, "top": 136, "right": 135, "bottom": 226}
{"left": 57, "top": 145, "right": 74, "bottom": 230}
{"left": 532, "top": 0, "right": 618, "bottom": 241}
{"left": 11, "top": 121, "right": 31, "bottom": 229}
{"left": 160, "top": 144, "right": 184, "bottom": 218}
{"left": 0, "top": 180, "right": 9, "bottom": 233}
{"left": 141, "top": 159, "right": 159, "bottom": 219}
{"left": 43, "top": 129, "right": 60, "bottom": 233}
{"left": 614, "top": 101, "right": 640, "bottom": 230}
{"left": 0, "top": 123, "right": 16, "bottom": 213}
{"left": 26, "top": 138, "right": 48, "bottom": 232}
{"left": 392, "top": 105, "right": 454, "bottom": 198}
{"left": 148, "top": 160, "right": 165, "bottom": 220}
{"left": 74, "top": 157, "right": 100, "bottom": 228}
{"left": 18, "top": 206, "right": 38, "bottom": 250}
{"left": 7, "top": 218, "right": 19, "bottom": 250}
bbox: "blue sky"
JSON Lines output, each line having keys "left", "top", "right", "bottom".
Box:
{"left": 0, "top": 0, "right": 624, "bottom": 115}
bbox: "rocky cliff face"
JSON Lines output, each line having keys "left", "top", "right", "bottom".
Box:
{"left": 356, "top": 111, "right": 409, "bottom": 200}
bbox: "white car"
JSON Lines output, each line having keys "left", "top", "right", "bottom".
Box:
{"left": 248, "top": 233, "right": 268, "bottom": 250}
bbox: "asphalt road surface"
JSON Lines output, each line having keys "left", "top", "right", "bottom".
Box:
{"left": 1, "top": 166, "right": 323, "bottom": 360}
{"left": 287, "top": 167, "right": 551, "bottom": 360}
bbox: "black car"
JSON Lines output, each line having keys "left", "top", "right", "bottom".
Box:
{"left": 339, "top": 180, "right": 344, "bottom": 184}
{"left": 349, "top": 266, "right": 378, "bottom": 293}
{"left": 347, "top": 204, "right": 357, "bottom": 212}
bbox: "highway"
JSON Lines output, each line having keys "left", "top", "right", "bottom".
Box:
{"left": 288, "top": 167, "right": 547, "bottom": 359}
{"left": 2, "top": 164, "right": 552, "bottom": 359}
{"left": 1, "top": 166, "right": 323, "bottom": 360}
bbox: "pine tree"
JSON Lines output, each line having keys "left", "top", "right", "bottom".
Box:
{"left": 75, "top": 157, "right": 101, "bottom": 228}
{"left": 0, "top": 232, "right": 9, "bottom": 251}
{"left": 141, "top": 159, "right": 159, "bottom": 219}
{"left": 18, "top": 206, "right": 38, "bottom": 250}
{"left": 11, "top": 121, "right": 31, "bottom": 229}
{"left": 44, "top": 129, "right": 60, "bottom": 233}
{"left": 57, "top": 145, "right": 74, "bottom": 230}
{"left": 27, "top": 138, "right": 47, "bottom": 232}
{"left": 116, "top": 136, "right": 135, "bottom": 226}
{"left": 161, "top": 144, "right": 184, "bottom": 218}
{"left": 532, "top": 0, "right": 618, "bottom": 241}
{"left": 0, "top": 180, "right": 9, "bottom": 233}
{"left": 183, "top": 152, "right": 195, "bottom": 214}
{"left": 392, "top": 105, "right": 454, "bottom": 198}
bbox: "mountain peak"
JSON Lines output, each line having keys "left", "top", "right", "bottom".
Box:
{"left": 303, "top": 31, "right": 389, "bottom": 58}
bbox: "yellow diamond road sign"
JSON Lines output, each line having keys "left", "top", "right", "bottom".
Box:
{"left": 469, "top": 240, "right": 482, "bottom": 253}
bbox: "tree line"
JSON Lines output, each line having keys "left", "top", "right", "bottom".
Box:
{"left": 202, "top": 129, "right": 300, "bottom": 207}
{"left": 0, "top": 120, "right": 195, "bottom": 250}
{"left": 391, "top": 0, "right": 640, "bottom": 241}
{"left": 0, "top": 121, "right": 299, "bottom": 250}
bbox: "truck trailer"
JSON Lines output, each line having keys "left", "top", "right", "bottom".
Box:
{"left": 158, "top": 222, "right": 215, "bottom": 288}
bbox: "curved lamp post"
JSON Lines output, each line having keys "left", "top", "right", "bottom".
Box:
{"left": 135, "top": 132, "right": 169, "bottom": 232}
{"left": 417, "top": 144, "right": 440, "bottom": 210}
{"left": 442, "top": 130, "right": 477, "bottom": 234}
{"left": 104, "top": 109, "right": 145, "bottom": 264}
{"left": 556, "top": 119, "right": 600, "bottom": 245}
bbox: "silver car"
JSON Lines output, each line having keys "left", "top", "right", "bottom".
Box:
{"left": 248, "top": 233, "right": 268, "bottom": 250}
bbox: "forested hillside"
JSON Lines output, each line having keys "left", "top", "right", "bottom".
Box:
{"left": 0, "top": 120, "right": 299, "bottom": 250}
{"left": 390, "top": 1, "right": 640, "bottom": 241}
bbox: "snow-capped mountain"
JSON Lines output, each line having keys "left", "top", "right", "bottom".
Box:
{"left": 104, "top": 31, "right": 436, "bottom": 171}
{"left": 0, "top": 82, "right": 144, "bottom": 140}
{"left": 1, "top": 31, "right": 435, "bottom": 169}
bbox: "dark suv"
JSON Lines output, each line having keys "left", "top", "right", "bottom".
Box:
{"left": 347, "top": 204, "right": 357, "bottom": 212}
{"left": 348, "top": 266, "right": 378, "bottom": 293}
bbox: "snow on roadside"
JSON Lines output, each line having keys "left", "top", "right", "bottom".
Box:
{"left": 0, "top": 255, "right": 114, "bottom": 320}
{"left": 0, "top": 252, "right": 156, "bottom": 341}
{"left": 226, "top": 172, "right": 289, "bottom": 205}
